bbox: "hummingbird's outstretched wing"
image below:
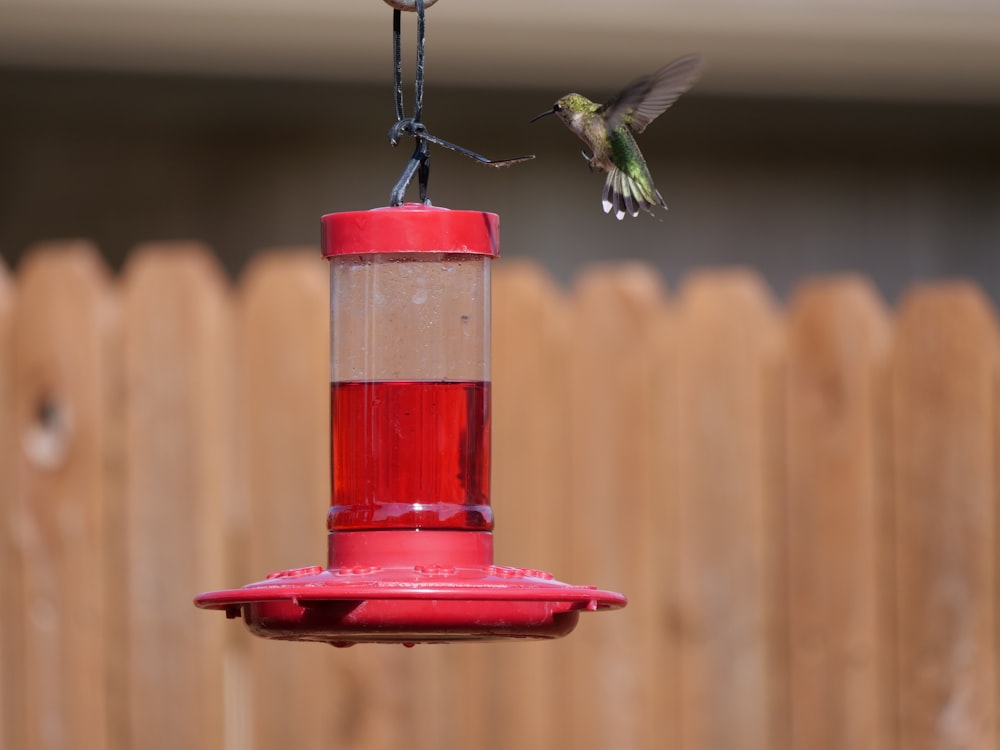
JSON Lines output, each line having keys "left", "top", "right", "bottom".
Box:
{"left": 602, "top": 54, "right": 705, "bottom": 134}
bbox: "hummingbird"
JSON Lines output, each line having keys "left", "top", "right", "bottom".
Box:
{"left": 530, "top": 55, "right": 705, "bottom": 219}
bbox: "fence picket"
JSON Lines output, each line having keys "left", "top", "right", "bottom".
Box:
{"left": 892, "top": 283, "right": 999, "bottom": 750}
{"left": 674, "top": 269, "right": 785, "bottom": 750}
{"left": 236, "top": 249, "right": 407, "bottom": 750}
{"left": 785, "top": 277, "right": 892, "bottom": 750}
{"left": 120, "top": 243, "right": 231, "bottom": 750}
{"left": 236, "top": 250, "right": 339, "bottom": 750}
{"left": 567, "top": 263, "right": 672, "bottom": 750}
{"left": 0, "top": 259, "right": 15, "bottom": 750}
{"left": 491, "top": 260, "right": 573, "bottom": 747}
{"left": 11, "top": 243, "right": 118, "bottom": 750}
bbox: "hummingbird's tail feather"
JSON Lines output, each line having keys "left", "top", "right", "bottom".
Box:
{"left": 602, "top": 166, "right": 667, "bottom": 220}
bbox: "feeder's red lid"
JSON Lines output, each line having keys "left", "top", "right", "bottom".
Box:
{"left": 322, "top": 204, "right": 500, "bottom": 258}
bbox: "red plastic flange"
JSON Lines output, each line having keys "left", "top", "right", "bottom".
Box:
{"left": 195, "top": 531, "right": 625, "bottom": 646}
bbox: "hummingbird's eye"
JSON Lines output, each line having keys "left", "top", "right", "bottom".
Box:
{"left": 553, "top": 103, "right": 562, "bottom": 112}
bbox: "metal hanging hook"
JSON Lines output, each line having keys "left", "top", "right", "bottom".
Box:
{"left": 387, "top": 0, "right": 535, "bottom": 206}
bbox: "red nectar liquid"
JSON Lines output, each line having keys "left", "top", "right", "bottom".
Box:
{"left": 329, "top": 380, "right": 492, "bottom": 531}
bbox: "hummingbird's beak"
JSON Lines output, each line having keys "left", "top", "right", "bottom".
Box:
{"left": 529, "top": 108, "right": 555, "bottom": 123}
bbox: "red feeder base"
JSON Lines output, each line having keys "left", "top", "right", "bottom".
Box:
{"left": 195, "top": 531, "right": 626, "bottom": 646}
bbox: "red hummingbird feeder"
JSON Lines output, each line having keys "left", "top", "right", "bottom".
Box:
{"left": 196, "top": 0, "right": 624, "bottom": 645}
{"left": 194, "top": 204, "right": 626, "bottom": 645}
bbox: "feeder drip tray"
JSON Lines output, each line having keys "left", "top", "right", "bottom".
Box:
{"left": 198, "top": 530, "right": 622, "bottom": 646}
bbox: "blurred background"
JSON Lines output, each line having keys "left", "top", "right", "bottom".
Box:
{"left": 2, "top": 0, "right": 1000, "bottom": 298}
{"left": 3, "top": 4, "right": 1000, "bottom": 750}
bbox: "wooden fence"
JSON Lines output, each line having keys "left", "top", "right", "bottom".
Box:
{"left": 1, "top": 240, "right": 998, "bottom": 750}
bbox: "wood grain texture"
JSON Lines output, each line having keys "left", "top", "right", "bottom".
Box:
{"left": 120, "top": 243, "right": 231, "bottom": 750}
{"left": 3, "top": 247, "right": 1000, "bottom": 750}
{"left": 236, "top": 249, "right": 419, "bottom": 750}
{"left": 893, "top": 282, "right": 999, "bottom": 750}
{"left": 490, "top": 259, "right": 572, "bottom": 748}
{"left": 786, "top": 276, "right": 892, "bottom": 750}
{"left": 12, "top": 242, "right": 118, "bottom": 750}
{"left": 567, "top": 263, "right": 671, "bottom": 750}
{"left": 675, "top": 268, "right": 785, "bottom": 750}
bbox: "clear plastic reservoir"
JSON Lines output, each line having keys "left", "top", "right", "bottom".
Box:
{"left": 322, "top": 206, "right": 499, "bottom": 532}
